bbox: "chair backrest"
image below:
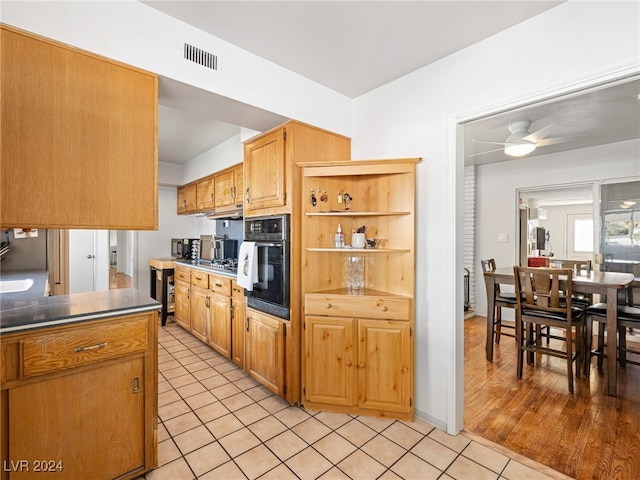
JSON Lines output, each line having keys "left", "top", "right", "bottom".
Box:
{"left": 480, "top": 259, "right": 496, "bottom": 273}
{"left": 513, "top": 266, "right": 575, "bottom": 319}
{"left": 556, "top": 259, "right": 592, "bottom": 274}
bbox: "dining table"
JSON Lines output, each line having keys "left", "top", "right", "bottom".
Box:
{"left": 483, "top": 266, "right": 635, "bottom": 396}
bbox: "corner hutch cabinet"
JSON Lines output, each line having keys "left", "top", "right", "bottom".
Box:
{"left": 299, "top": 158, "right": 419, "bottom": 420}
{"left": 1, "top": 25, "right": 158, "bottom": 230}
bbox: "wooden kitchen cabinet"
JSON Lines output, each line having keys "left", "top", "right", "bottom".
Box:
{"left": 177, "top": 183, "right": 197, "bottom": 215}
{"left": 304, "top": 296, "right": 412, "bottom": 418}
{"left": 196, "top": 176, "right": 215, "bottom": 212}
{"left": 244, "top": 121, "right": 351, "bottom": 217}
{"left": 174, "top": 266, "right": 191, "bottom": 331}
{"left": 1, "top": 25, "right": 158, "bottom": 230}
{"left": 231, "top": 281, "right": 245, "bottom": 368}
{"left": 209, "top": 292, "right": 231, "bottom": 358}
{"left": 0, "top": 312, "right": 158, "bottom": 480}
{"left": 190, "top": 286, "right": 210, "bottom": 343}
{"left": 214, "top": 163, "right": 243, "bottom": 212}
{"left": 245, "top": 308, "right": 285, "bottom": 396}
{"left": 300, "top": 158, "right": 418, "bottom": 419}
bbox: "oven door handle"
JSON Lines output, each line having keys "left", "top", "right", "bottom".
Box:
{"left": 253, "top": 242, "right": 281, "bottom": 247}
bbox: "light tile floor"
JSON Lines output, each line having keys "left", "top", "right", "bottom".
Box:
{"left": 141, "top": 322, "right": 569, "bottom": 480}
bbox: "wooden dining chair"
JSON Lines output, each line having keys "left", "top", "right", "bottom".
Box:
{"left": 481, "top": 259, "right": 516, "bottom": 346}
{"left": 513, "top": 266, "right": 586, "bottom": 394}
{"left": 586, "top": 286, "right": 640, "bottom": 371}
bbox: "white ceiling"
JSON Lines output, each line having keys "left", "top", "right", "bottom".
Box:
{"left": 142, "top": 1, "right": 640, "bottom": 166}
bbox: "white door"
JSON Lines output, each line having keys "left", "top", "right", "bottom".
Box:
{"left": 566, "top": 214, "right": 594, "bottom": 260}
{"left": 69, "top": 230, "right": 109, "bottom": 293}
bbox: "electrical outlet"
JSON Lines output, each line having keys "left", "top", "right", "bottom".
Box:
{"left": 222, "top": 220, "right": 229, "bottom": 228}
{"left": 498, "top": 233, "right": 508, "bottom": 243}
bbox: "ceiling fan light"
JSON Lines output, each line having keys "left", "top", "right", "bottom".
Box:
{"left": 504, "top": 141, "right": 536, "bottom": 157}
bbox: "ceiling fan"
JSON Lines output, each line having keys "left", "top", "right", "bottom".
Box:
{"left": 468, "top": 120, "right": 587, "bottom": 158}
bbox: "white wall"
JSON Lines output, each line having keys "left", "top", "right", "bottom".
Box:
{"left": 351, "top": 1, "right": 639, "bottom": 432}
{"left": 538, "top": 203, "right": 593, "bottom": 260}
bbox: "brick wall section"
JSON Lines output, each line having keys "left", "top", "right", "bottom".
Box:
{"left": 464, "top": 166, "right": 476, "bottom": 311}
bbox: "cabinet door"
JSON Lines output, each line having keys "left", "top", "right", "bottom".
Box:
{"left": 357, "top": 319, "right": 411, "bottom": 414}
{"left": 231, "top": 299, "right": 244, "bottom": 367}
{"left": 233, "top": 164, "right": 244, "bottom": 208}
{"left": 1, "top": 26, "right": 157, "bottom": 230}
{"left": 191, "top": 286, "right": 210, "bottom": 343}
{"left": 196, "top": 176, "right": 215, "bottom": 211}
{"left": 209, "top": 294, "right": 232, "bottom": 359}
{"left": 8, "top": 357, "right": 145, "bottom": 479}
{"left": 246, "top": 309, "right": 285, "bottom": 395}
{"left": 174, "top": 281, "right": 191, "bottom": 331}
{"left": 304, "top": 316, "right": 356, "bottom": 407}
{"left": 244, "top": 129, "right": 286, "bottom": 214}
{"left": 177, "top": 184, "right": 197, "bottom": 214}
{"left": 214, "top": 169, "right": 236, "bottom": 210}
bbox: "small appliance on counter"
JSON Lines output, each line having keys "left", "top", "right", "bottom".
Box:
{"left": 214, "top": 236, "right": 238, "bottom": 261}
{"left": 171, "top": 238, "right": 198, "bottom": 259}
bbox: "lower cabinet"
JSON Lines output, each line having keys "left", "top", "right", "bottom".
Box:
{"left": 246, "top": 308, "right": 285, "bottom": 396}
{"left": 190, "top": 285, "right": 209, "bottom": 343}
{"left": 174, "top": 267, "right": 191, "bottom": 331}
{"left": 208, "top": 292, "right": 231, "bottom": 358}
{"left": 231, "top": 281, "right": 245, "bottom": 368}
{"left": 303, "top": 294, "right": 413, "bottom": 419}
{"left": 0, "top": 312, "right": 158, "bottom": 480}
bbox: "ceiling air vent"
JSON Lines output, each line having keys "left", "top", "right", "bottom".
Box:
{"left": 183, "top": 43, "right": 218, "bottom": 71}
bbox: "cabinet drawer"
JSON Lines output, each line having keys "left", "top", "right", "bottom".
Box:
{"left": 231, "top": 280, "right": 244, "bottom": 301}
{"left": 209, "top": 275, "right": 231, "bottom": 296}
{"left": 175, "top": 266, "right": 191, "bottom": 283}
{"left": 305, "top": 294, "right": 410, "bottom": 320}
{"left": 191, "top": 270, "right": 209, "bottom": 288}
{"left": 20, "top": 317, "right": 148, "bottom": 378}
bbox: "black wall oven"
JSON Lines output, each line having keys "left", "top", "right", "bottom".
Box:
{"left": 244, "top": 214, "right": 290, "bottom": 320}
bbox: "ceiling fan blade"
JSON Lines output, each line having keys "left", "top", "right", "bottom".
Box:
{"left": 536, "top": 134, "right": 589, "bottom": 147}
{"left": 466, "top": 147, "right": 504, "bottom": 158}
{"left": 471, "top": 139, "right": 509, "bottom": 146}
{"left": 522, "top": 123, "right": 556, "bottom": 144}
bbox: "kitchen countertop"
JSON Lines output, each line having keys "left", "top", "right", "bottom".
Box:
{"left": 0, "top": 288, "right": 160, "bottom": 335}
{"left": 174, "top": 259, "right": 238, "bottom": 278}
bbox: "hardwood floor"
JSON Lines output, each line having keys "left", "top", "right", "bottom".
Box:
{"left": 109, "top": 267, "right": 132, "bottom": 289}
{"left": 464, "top": 315, "right": 640, "bottom": 480}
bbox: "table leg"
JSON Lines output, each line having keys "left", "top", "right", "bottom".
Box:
{"left": 606, "top": 286, "right": 618, "bottom": 396}
{"left": 485, "top": 277, "right": 496, "bottom": 362}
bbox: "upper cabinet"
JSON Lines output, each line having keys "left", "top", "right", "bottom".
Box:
{"left": 244, "top": 121, "right": 351, "bottom": 217}
{"left": 214, "top": 163, "right": 243, "bottom": 212}
{"left": 177, "top": 183, "right": 197, "bottom": 215}
{"left": 196, "top": 176, "right": 215, "bottom": 212}
{"left": 1, "top": 25, "right": 158, "bottom": 230}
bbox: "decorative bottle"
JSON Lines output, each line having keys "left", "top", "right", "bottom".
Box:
{"left": 334, "top": 224, "right": 345, "bottom": 248}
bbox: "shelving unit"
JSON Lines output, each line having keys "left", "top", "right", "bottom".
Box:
{"left": 299, "top": 158, "right": 419, "bottom": 419}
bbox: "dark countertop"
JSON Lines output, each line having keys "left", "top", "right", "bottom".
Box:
{"left": 0, "top": 288, "right": 160, "bottom": 335}
{"left": 175, "top": 259, "right": 238, "bottom": 278}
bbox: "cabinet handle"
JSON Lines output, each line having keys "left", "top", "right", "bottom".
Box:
{"left": 215, "top": 282, "right": 223, "bottom": 288}
{"left": 358, "top": 363, "right": 365, "bottom": 369}
{"left": 132, "top": 377, "right": 140, "bottom": 394}
{"left": 245, "top": 188, "right": 250, "bottom": 203}
{"left": 325, "top": 303, "right": 332, "bottom": 309}
{"left": 346, "top": 361, "right": 352, "bottom": 367}
{"left": 74, "top": 342, "right": 107, "bottom": 353}
{"left": 195, "top": 276, "right": 203, "bottom": 281}
{"left": 246, "top": 318, "right": 250, "bottom": 332}
{"left": 380, "top": 306, "right": 388, "bottom": 312}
